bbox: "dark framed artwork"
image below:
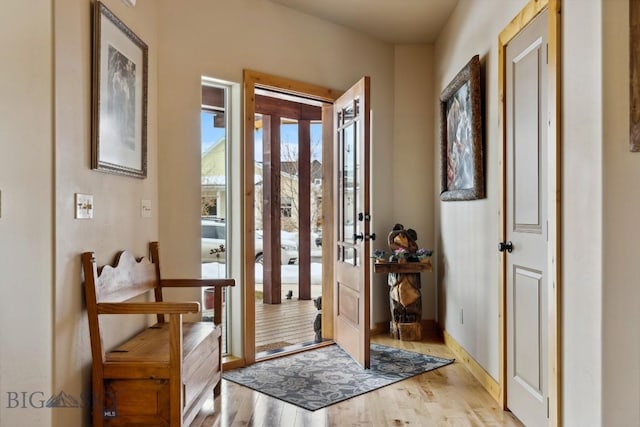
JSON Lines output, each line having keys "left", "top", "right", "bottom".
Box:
{"left": 439, "top": 55, "right": 484, "bottom": 201}
{"left": 92, "top": 1, "right": 148, "bottom": 178}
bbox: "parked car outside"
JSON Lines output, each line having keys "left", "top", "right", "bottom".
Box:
{"left": 254, "top": 230, "right": 298, "bottom": 264}
{"left": 201, "top": 219, "right": 298, "bottom": 265}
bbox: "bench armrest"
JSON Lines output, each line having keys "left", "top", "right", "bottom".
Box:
{"left": 160, "top": 278, "right": 235, "bottom": 288}
{"left": 97, "top": 302, "right": 200, "bottom": 315}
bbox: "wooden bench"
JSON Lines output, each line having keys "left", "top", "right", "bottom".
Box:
{"left": 81, "top": 241, "right": 234, "bottom": 426}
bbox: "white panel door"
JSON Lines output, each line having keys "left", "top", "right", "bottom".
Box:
{"left": 505, "top": 9, "right": 549, "bottom": 427}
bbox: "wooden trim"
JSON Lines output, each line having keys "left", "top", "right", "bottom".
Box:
{"left": 222, "top": 356, "right": 246, "bottom": 371}
{"left": 243, "top": 70, "right": 257, "bottom": 365}
{"left": 243, "top": 70, "right": 340, "bottom": 364}
{"left": 255, "top": 340, "right": 335, "bottom": 363}
{"left": 498, "top": 1, "right": 561, "bottom": 425}
{"left": 443, "top": 329, "right": 501, "bottom": 404}
{"left": 498, "top": 0, "right": 548, "bottom": 48}
{"left": 244, "top": 69, "right": 340, "bottom": 103}
{"left": 321, "top": 104, "right": 335, "bottom": 339}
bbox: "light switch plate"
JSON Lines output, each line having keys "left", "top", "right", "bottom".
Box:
{"left": 75, "top": 193, "right": 93, "bottom": 219}
{"left": 141, "top": 199, "right": 152, "bottom": 218}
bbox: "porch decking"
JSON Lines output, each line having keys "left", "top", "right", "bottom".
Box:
{"left": 255, "top": 297, "right": 318, "bottom": 353}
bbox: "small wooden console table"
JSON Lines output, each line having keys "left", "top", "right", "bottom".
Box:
{"left": 373, "top": 260, "right": 433, "bottom": 341}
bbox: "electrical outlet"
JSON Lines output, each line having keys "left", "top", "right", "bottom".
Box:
{"left": 75, "top": 193, "right": 93, "bottom": 219}
{"left": 141, "top": 199, "right": 152, "bottom": 218}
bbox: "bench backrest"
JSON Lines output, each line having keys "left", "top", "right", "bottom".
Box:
{"left": 81, "top": 242, "right": 165, "bottom": 363}
{"left": 86, "top": 250, "right": 158, "bottom": 303}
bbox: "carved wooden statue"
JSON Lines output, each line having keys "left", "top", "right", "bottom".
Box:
{"left": 387, "top": 223, "right": 419, "bottom": 255}
{"left": 378, "top": 223, "right": 431, "bottom": 340}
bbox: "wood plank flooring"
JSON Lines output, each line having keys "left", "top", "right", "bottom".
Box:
{"left": 191, "top": 334, "right": 524, "bottom": 426}
{"left": 255, "top": 298, "right": 317, "bottom": 353}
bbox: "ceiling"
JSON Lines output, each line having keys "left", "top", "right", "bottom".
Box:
{"left": 268, "top": 0, "right": 459, "bottom": 44}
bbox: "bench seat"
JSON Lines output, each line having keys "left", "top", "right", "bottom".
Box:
{"left": 105, "top": 322, "right": 220, "bottom": 364}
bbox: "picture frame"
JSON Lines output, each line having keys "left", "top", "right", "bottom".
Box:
{"left": 92, "top": 1, "right": 148, "bottom": 178}
{"left": 439, "top": 55, "right": 484, "bottom": 201}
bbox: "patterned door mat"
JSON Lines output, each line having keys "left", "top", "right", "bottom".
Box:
{"left": 223, "top": 343, "right": 454, "bottom": 411}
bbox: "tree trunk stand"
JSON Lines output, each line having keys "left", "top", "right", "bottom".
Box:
{"left": 373, "top": 261, "right": 432, "bottom": 341}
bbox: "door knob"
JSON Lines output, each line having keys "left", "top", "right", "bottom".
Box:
{"left": 354, "top": 233, "right": 376, "bottom": 242}
{"left": 498, "top": 241, "right": 514, "bottom": 253}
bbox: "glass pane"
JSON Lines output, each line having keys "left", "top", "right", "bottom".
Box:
{"left": 200, "top": 83, "right": 228, "bottom": 354}
{"left": 343, "top": 124, "right": 355, "bottom": 244}
{"left": 311, "top": 121, "right": 323, "bottom": 287}
{"left": 280, "top": 118, "right": 299, "bottom": 291}
{"left": 337, "top": 100, "right": 359, "bottom": 266}
{"left": 254, "top": 113, "right": 264, "bottom": 287}
{"left": 200, "top": 110, "right": 227, "bottom": 269}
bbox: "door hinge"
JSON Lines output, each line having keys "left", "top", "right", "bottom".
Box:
{"left": 546, "top": 43, "right": 549, "bottom": 64}
{"left": 546, "top": 396, "right": 550, "bottom": 418}
{"left": 357, "top": 212, "right": 371, "bottom": 222}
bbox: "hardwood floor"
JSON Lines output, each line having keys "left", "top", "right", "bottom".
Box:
{"left": 191, "top": 334, "right": 523, "bottom": 426}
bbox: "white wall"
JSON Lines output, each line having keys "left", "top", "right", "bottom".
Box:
{"left": 156, "top": 0, "right": 396, "bottom": 328}
{"left": 601, "top": 0, "right": 640, "bottom": 425}
{"left": 0, "top": 1, "right": 53, "bottom": 426}
{"left": 53, "top": 0, "right": 159, "bottom": 425}
{"left": 434, "top": 0, "right": 529, "bottom": 379}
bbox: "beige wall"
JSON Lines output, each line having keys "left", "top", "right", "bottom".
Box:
{"left": 434, "top": 0, "right": 529, "bottom": 379}
{"left": 392, "top": 45, "right": 437, "bottom": 320}
{"left": 601, "top": 0, "right": 640, "bottom": 425}
{"left": 156, "top": 0, "right": 397, "bottom": 327}
{"left": 0, "top": 1, "right": 53, "bottom": 425}
{"left": 53, "top": 0, "right": 159, "bottom": 425}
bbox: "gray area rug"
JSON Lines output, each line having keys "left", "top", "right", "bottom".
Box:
{"left": 222, "top": 343, "right": 454, "bottom": 411}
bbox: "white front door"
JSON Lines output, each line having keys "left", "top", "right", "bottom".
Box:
{"left": 505, "top": 9, "right": 549, "bottom": 426}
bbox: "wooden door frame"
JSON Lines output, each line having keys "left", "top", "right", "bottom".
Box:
{"left": 498, "top": 0, "right": 561, "bottom": 425}
{"left": 243, "top": 70, "right": 340, "bottom": 365}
